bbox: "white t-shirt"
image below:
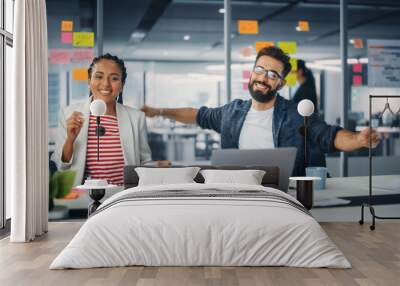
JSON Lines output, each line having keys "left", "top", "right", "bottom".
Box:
{"left": 239, "top": 107, "right": 274, "bottom": 149}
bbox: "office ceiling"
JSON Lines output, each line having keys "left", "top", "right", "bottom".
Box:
{"left": 47, "top": 0, "right": 400, "bottom": 62}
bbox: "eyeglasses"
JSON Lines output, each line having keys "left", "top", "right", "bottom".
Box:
{"left": 253, "top": 66, "right": 282, "bottom": 81}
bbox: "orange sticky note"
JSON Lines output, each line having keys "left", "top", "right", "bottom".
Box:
{"left": 285, "top": 72, "right": 297, "bottom": 87}
{"left": 298, "top": 21, "right": 309, "bottom": 32}
{"left": 61, "top": 20, "right": 73, "bottom": 32}
{"left": 278, "top": 41, "right": 297, "bottom": 54}
{"left": 352, "top": 38, "right": 363, "bottom": 49}
{"left": 72, "top": 68, "right": 89, "bottom": 81}
{"left": 255, "top": 41, "right": 274, "bottom": 53}
{"left": 238, "top": 20, "right": 259, "bottom": 34}
{"left": 290, "top": 58, "right": 298, "bottom": 71}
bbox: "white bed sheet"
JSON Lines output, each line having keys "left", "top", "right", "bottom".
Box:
{"left": 50, "top": 183, "right": 351, "bottom": 269}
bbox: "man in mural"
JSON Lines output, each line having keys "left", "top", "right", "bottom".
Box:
{"left": 141, "top": 46, "right": 380, "bottom": 176}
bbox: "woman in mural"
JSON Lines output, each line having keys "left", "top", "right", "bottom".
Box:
{"left": 52, "top": 53, "right": 154, "bottom": 187}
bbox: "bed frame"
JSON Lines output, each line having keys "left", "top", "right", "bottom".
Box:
{"left": 123, "top": 165, "right": 280, "bottom": 189}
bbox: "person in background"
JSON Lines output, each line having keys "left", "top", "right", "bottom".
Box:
{"left": 292, "top": 59, "right": 318, "bottom": 110}
{"left": 52, "top": 53, "right": 154, "bottom": 187}
{"left": 140, "top": 46, "right": 380, "bottom": 176}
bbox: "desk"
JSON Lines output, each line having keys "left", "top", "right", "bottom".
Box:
{"left": 294, "top": 175, "right": 400, "bottom": 222}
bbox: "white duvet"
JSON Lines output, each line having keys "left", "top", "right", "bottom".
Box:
{"left": 50, "top": 183, "right": 351, "bottom": 269}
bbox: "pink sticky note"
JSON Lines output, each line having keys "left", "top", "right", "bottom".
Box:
{"left": 61, "top": 32, "right": 73, "bottom": 44}
{"left": 50, "top": 49, "right": 71, "bottom": 64}
{"left": 242, "top": 70, "right": 251, "bottom": 79}
{"left": 353, "top": 75, "right": 362, "bottom": 86}
{"left": 71, "top": 49, "right": 94, "bottom": 62}
{"left": 353, "top": 63, "right": 362, "bottom": 73}
{"left": 242, "top": 83, "right": 248, "bottom": 91}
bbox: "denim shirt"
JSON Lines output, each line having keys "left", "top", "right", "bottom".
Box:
{"left": 196, "top": 95, "right": 342, "bottom": 176}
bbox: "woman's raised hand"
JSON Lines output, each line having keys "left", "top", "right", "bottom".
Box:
{"left": 66, "top": 111, "right": 84, "bottom": 142}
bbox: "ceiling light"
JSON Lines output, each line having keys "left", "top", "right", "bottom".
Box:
{"left": 183, "top": 35, "right": 190, "bottom": 41}
{"left": 130, "top": 31, "right": 146, "bottom": 40}
{"left": 306, "top": 63, "right": 341, "bottom": 72}
{"left": 219, "top": 8, "right": 225, "bottom": 14}
{"left": 314, "top": 58, "right": 368, "bottom": 66}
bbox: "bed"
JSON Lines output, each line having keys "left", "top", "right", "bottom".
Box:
{"left": 50, "top": 165, "right": 350, "bottom": 269}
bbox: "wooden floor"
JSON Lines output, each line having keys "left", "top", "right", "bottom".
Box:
{"left": 1, "top": 221, "right": 399, "bottom": 286}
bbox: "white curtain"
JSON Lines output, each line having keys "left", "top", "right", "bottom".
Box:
{"left": 10, "top": 0, "right": 48, "bottom": 242}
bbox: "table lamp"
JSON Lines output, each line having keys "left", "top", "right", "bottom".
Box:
{"left": 297, "top": 99, "right": 315, "bottom": 169}
{"left": 290, "top": 99, "right": 317, "bottom": 210}
{"left": 89, "top": 99, "right": 106, "bottom": 161}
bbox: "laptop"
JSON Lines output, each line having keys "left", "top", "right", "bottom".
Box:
{"left": 211, "top": 147, "right": 297, "bottom": 191}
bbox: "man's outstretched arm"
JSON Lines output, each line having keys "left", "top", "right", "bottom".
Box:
{"left": 334, "top": 128, "right": 381, "bottom": 151}
{"left": 141, "top": 105, "right": 198, "bottom": 124}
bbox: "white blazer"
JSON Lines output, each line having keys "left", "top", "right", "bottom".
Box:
{"left": 51, "top": 98, "right": 152, "bottom": 187}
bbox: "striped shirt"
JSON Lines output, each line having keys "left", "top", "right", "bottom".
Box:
{"left": 84, "top": 115, "right": 125, "bottom": 185}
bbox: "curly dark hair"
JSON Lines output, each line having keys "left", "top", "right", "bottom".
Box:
{"left": 256, "top": 46, "right": 292, "bottom": 78}
{"left": 88, "top": 53, "right": 127, "bottom": 103}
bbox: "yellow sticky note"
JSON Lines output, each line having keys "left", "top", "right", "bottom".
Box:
{"left": 238, "top": 20, "right": 259, "bottom": 34}
{"left": 73, "top": 32, "right": 95, "bottom": 47}
{"left": 290, "top": 58, "right": 298, "bottom": 72}
{"left": 255, "top": 41, "right": 274, "bottom": 53}
{"left": 61, "top": 20, "right": 73, "bottom": 32}
{"left": 285, "top": 72, "right": 297, "bottom": 87}
{"left": 278, "top": 41, "right": 297, "bottom": 54}
{"left": 298, "top": 21, "right": 309, "bottom": 32}
{"left": 72, "top": 68, "right": 89, "bottom": 81}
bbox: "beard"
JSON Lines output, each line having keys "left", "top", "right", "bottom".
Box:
{"left": 248, "top": 80, "right": 278, "bottom": 103}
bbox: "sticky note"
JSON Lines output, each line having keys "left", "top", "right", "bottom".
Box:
{"left": 285, "top": 72, "right": 297, "bottom": 87}
{"left": 242, "top": 70, "right": 251, "bottom": 79}
{"left": 50, "top": 49, "right": 71, "bottom": 64}
{"left": 352, "top": 38, "right": 363, "bottom": 49}
{"left": 242, "top": 83, "right": 248, "bottom": 91}
{"left": 71, "top": 49, "right": 94, "bottom": 62}
{"left": 61, "top": 32, "right": 73, "bottom": 44}
{"left": 278, "top": 41, "right": 297, "bottom": 54}
{"left": 61, "top": 20, "right": 73, "bottom": 32}
{"left": 72, "top": 68, "right": 89, "bottom": 81}
{"left": 353, "top": 75, "right": 362, "bottom": 86}
{"left": 353, "top": 63, "right": 362, "bottom": 73}
{"left": 238, "top": 20, "right": 259, "bottom": 34}
{"left": 290, "top": 58, "right": 298, "bottom": 72}
{"left": 255, "top": 41, "right": 274, "bottom": 53}
{"left": 73, "top": 32, "right": 95, "bottom": 47}
{"left": 298, "top": 21, "right": 309, "bottom": 32}
{"left": 240, "top": 46, "right": 253, "bottom": 57}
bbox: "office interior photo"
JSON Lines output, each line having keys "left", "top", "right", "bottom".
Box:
{"left": 1, "top": 0, "right": 400, "bottom": 285}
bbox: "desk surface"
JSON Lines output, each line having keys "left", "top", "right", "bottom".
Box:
{"left": 307, "top": 175, "right": 400, "bottom": 221}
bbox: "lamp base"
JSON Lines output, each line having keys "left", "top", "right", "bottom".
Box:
{"left": 88, "top": 188, "right": 105, "bottom": 217}
{"left": 296, "top": 180, "right": 314, "bottom": 210}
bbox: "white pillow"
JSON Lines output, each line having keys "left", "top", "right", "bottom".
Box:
{"left": 135, "top": 167, "right": 201, "bottom": 186}
{"left": 200, "top": 169, "right": 266, "bottom": 185}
